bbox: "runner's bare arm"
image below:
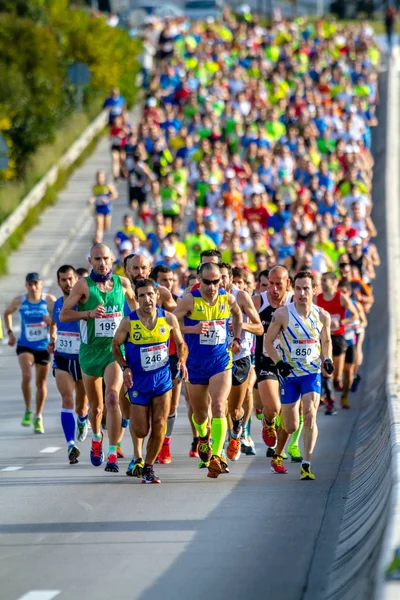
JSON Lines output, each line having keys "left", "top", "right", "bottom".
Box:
{"left": 264, "top": 308, "right": 286, "bottom": 363}
{"left": 160, "top": 286, "right": 177, "bottom": 312}
{"left": 45, "top": 295, "right": 57, "bottom": 343}
{"left": 60, "top": 279, "right": 92, "bottom": 322}
{"left": 166, "top": 312, "right": 188, "bottom": 380}
{"left": 121, "top": 276, "right": 136, "bottom": 311}
{"left": 173, "top": 294, "right": 206, "bottom": 334}
{"left": 4, "top": 295, "right": 22, "bottom": 346}
{"left": 340, "top": 292, "right": 359, "bottom": 322}
{"left": 238, "top": 290, "right": 263, "bottom": 335}
{"left": 319, "top": 309, "right": 333, "bottom": 363}
{"left": 112, "top": 317, "right": 133, "bottom": 388}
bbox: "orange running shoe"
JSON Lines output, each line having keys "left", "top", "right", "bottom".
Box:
{"left": 226, "top": 432, "right": 241, "bottom": 461}
{"left": 189, "top": 440, "right": 199, "bottom": 458}
{"left": 158, "top": 439, "right": 172, "bottom": 464}
{"left": 207, "top": 455, "right": 223, "bottom": 479}
{"left": 262, "top": 417, "right": 277, "bottom": 448}
{"left": 116, "top": 443, "right": 124, "bottom": 459}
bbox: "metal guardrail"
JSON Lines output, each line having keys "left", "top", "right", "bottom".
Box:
{"left": 0, "top": 109, "right": 109, "bottom": 249}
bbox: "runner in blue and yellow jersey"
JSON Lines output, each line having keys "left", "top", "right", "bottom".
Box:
{"left": 112, "top": 278, "right": 187, "bottom": 484}
{"left": 89, "top": 170, "right": 117, "bottom": 244}
{"left": 174, "top": 263, "right": 242, "bottom": 479}
{"left": 265, "top": 271, "right": 334, "bottom": 481}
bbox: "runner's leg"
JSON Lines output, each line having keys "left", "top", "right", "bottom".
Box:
{"left": 18, "top": 353, "right": 34, "bottom": 412}
{"left": 35, "top": 363, "right": 50, "bottom": 417}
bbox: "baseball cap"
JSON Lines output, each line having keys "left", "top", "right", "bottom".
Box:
{"left": 120, "top": 240, "right": 133, "bottom": 252}
{"left": 209, "top": 176, "right": 219, "bottom": 185}
{"left": 26, "top": 272, "right": 40, "bottom": 283}
{"left": 163, "top": 245, "right": 176, "bottom": 258}
{"left": 225, "top": 168, "right": 236, "bottom": 179}
{"left": 350, "top": 236, "right": 362, "bottom": 246}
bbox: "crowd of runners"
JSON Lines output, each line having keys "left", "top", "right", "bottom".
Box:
{"left": 3, "top": 9, "right": 381, "bottom": 483}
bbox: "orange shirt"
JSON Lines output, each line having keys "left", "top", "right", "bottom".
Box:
{"left": 223, "top": 190, "right": 243, "bottom": 219}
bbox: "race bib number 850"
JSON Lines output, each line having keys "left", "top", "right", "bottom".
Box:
{"left": 290, "top": 339, "right": 319, "bottom": 362}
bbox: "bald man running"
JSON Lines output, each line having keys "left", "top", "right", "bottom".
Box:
{"left": 60, "top": 243, "right": 135, "bottom": 473}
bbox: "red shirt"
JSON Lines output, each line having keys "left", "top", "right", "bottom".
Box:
{"left": 243, "top": 206, "right": 270, "bottom": 229}
{"left": 316, "top": 291, "right": 346, "bottom": 335}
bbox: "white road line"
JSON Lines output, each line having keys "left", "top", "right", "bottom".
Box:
{"left": 16, "top": 592, "right": 60, "bottom": 600}
{"left": 1, "top": 466, "right": 23, "bottom": 472}
{"left": 40, "top": 447, "right": 61, "bottom": 454}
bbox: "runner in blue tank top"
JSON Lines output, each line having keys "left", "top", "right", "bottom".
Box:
{"left": 4, "top": 272, "right": 56, "bottom": 434}
{"left": 174, "top": 263, "right": 243, "bottom": 480}
{"left": 112, "top": 278, "right": 187, "bottom": 484}
{"left": 265, "top": 271, "right": 334, "bottom": 481}
{"left": 48, "top": 265, "right": 89, "bottom": 465}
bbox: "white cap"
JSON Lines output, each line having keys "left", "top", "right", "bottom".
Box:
{"left": 350, "top": 236, "right": 362, "bottom": 246}
{"left": 253, "top": 183, "right": 265, "bottom": 194}
{"left": 163, "top": 245, "right": 176, "bottom": 258}
{"left": 209, "top": 176, "right": 219, "bottom": 185}
{"left": 120, "top": 240, "right": 133, "bottom": 252}
{"left": 225, "top": 168, "right": 236, "bottom": 179}
{"left": 147, "top": 97, "right": 157, "bottom": 107}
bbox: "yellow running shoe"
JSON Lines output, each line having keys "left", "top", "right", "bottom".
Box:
{"left": 300, "top": 463, "right": 315, "bottom": 480}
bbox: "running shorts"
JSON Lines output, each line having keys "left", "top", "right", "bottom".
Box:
{"left": 53, "top": 355, "right": 82, "bottom": 382}
{"left": 187, "top": 353, "right": 232, "bottom": 386}
{"left": 95, "top": 205, "right": 112, "bottom": 216}
{"left": 280, "top": 373, "right": 322, "bottom": 405}
{"left": 331, "top": 334, "right": 348, "bottom": 357}
{"left": 232, "top": 356, "right": 251, "bottom": 386}
{"left": 126, "top": 368, "right": 173, "bottom": 406}
{"left": 345, "top": 344, "right": 356, "bottom": 365}
{"left": 17, "top": 345, "right": 50, "bottom": 366}
{"left": 79, "top": 344, "right": 115, "bottom": 378}
{"left": 169, "top": 353, "right": 180, "bottom": 380}
{"left": 129, "top": 186, "right": 146, "bottom": 205}
{"left": 255, "top": 359, "right": 279, "bottom": 383}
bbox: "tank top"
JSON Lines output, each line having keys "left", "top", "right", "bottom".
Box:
{"left": 255, "top": 291, "right": 292, "bottom": 367}
{"left": 343, "top": 306, "right": 358, "bottom": 346}
{"left": 18, "top": 294, "right": 50, "bottom": 351}
{"left": 184, "top": 288, "right": 231, "bottom": 361}
{"left": 53, "top": 296, "right": 80, "bottom": 360}
{"left": 228, "top": 287, "right": 253, "bottom": 361}
{"left": 279, "top": 303, "right": 323, "bottom": 378}
{"left": 316, "top": 291, "right": 345, "bottom": 335}
{"left": 125, "top": 308, "right": 171, "bottom": 375}
{"left": 168, "top": 294, "right": 179, "bottom": 356}
{"left": 93, "top": 184, "right": 111, "bottom": 208}
{"left": 79, "top": 275, "right": 125, "bottom": 347}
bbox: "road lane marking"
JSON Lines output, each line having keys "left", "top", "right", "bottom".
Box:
{"left": 16, "top": 591, "right": 60, "bottom": 600}
{"left": 1, "top": 466, "right": 23, "bottom": 472}
{"left": 40, "top": 447, "right": 61, "bottom": 454}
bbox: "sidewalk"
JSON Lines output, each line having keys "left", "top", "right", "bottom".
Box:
{"left": 0, "top": 104, "right": 141, "bottom": 315}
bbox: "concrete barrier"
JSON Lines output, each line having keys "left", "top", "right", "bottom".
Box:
{"left": 0, "top": 109, "right": 108, "bottom": 249}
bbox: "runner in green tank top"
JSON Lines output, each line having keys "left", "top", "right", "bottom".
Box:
{"left": 60, "top": 243, "right": 135, "bottom": 473}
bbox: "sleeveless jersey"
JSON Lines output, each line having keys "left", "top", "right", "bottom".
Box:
{"left": 228, "top": 287, "right": 252, "bottom": 361}
{"left": 79, "top": 275, "right": 125, "bottom": 348}
{"left": 316, "top": 291, "right": 345, "bottom": 335}
{"left": 93, "top": 184, "right": 112, "bottom": 208}
{"left": 184, "top": 288, "right": 231, "bottom": 361}
{"left": 255, "top": 291, "right": 292, "bottom": 367}
{"left": 18, "top": 295, "right": 50, "bottom": 351}
{"left": 53, "top": 296, "right": 80, "bottom": 360}
{"left": 125, "top": 308, "right": 171, "bottom": 377}
{"left": 279, "top": 303, "right": 323, "bottom": 378}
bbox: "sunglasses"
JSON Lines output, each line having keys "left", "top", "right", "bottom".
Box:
{"left": 201, "top": 278, "right": 221, "bottom": 286}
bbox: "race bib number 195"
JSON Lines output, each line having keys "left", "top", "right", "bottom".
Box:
{"left": 95, "top": 313, "right": 122, "bottom": 338}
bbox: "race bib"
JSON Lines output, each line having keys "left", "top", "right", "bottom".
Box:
{"left": 290, "top": 339, "right": 319, "bottom": 362}
{"left": 200, "top": 320, "right": 227, "bottom": 346}
{"left": 26, "top": 322, "right": 48, "bottom": 343}
{"left": 140, "top": 343, "right": 168, "bottom": 371}
{"left": 56, "top": 331, "right": 80, "bottom": 354}
{"left": 95, "top": 194, "right": 109, "bottom": 206}
{"left": 95, "top": 312, "right": 122, "bottom": 338}
{"left": 330, "top": 313, "right": 341, "bottom": 332}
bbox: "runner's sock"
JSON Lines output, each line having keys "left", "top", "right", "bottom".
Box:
{"left": 108, "top": 445, "right": 117, "bottom": 457}
{"left": 163, "top": 436, "right": 171, "bottom": 445}
{"left": 192, "top": 415, "right": 208, "bottom": 438}
{"left": 121, "top": 417, "right": 129, "bottom": 429}
{"left": 92, "top": 432, "right": 102, "bottom": 442}
{"left": 77, "top": 414, "right": 88, "bottom": 424}
{"left": 288, "top": 414, "right": 303, "bottom": 450}
{"left": 211, "top": 417, "right": 228, "bottom": 457}
{"left": 61, "top": 409, "right": 75, "bottom": 445}
{"left": 276, "top": 414, "right": 281, "bottom": 428}
{"left": 166, "top": 411, "right": 177, "bottom": 437}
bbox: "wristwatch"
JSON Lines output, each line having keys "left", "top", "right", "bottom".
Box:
{"left": 121, "top": 365, "right": 131, "bottom": 372}
{"left": 7, "top": 329, "right": 13, "bottom": 335}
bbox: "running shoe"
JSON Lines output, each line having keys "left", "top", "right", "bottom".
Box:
{"left": 90, "top": 433, "right": 104, "bottom": 467}
{"left": 300, "top": 463, "right": 315, "bottom": 480}
{"left": 270, "top": 455, "right": 288, "bottom": 474}
{"left": 126, "top": 457, "right": 144, "bottom": 478}
{"left": 76, "top": 418, "right": 89, "bottom": 442}
{"left": 288, "top": 445, "right": 303, "bottom": 463}
{"left": 189, "top": 440, "right": 199, "bottom": 458}
{"left": 246, "top": 437, "right": 256, "bottom": 456}
{"left": 21, "top": 409, "right": 32, "bottom": 427}
{"left": 325, "top": 403, "right": 338, "bottom": 416}
{"left": 255, "top": 408, "right": 263, "bottom": 421}
{"left": 341, "top": 396, "right": 350, "bottom": 409}
{"left": 68, "top": 444, "right": 80, "bottom": 465}
{"left": 266, "top": 447, "right": 275, "bottom": 458}
{"left": 282, "top": 452, "right": 288, "bottom": 460}
{"left": 105, "top": 454, "right": 119, "bottom": 473}
{"left": 142, "top": 465, "right": 161, "bottom": 484}
{"left": 220, "top": 455, "right": 230, "bottom": 474}
{"left": 226, "top": 431, "right": 242, "bottom": 461}
{"left": 116, "top": 443, "right": 124, "bottom": 459}
{"left": 34, "top": 416, "right": 44, "bottom": 434}
{"left": 198, "top": 429, "right": 212, "bottom": 463}
{"left": 262, "top": 417, "right": 277, "bottom": 448}
{"left": 207, "top": 455, "right": 223, "bottom": 479}
{"left": 350, "top": 374, "right": 361, "bottom": 393}
{"left": 198, "top": 460, "right": 209, "bottom": 469}
{"left": 158, "top": 440, "right": 171, "bottom": 464}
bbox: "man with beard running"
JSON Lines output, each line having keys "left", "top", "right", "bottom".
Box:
{"left": 219, "top": 264, "right": 263, "bottom": 461}
{"left": 252, "top": 266, "right": 303, "bottom": 473}
{"left": 60, "top": 243, "right": 135, "bottom": 473}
